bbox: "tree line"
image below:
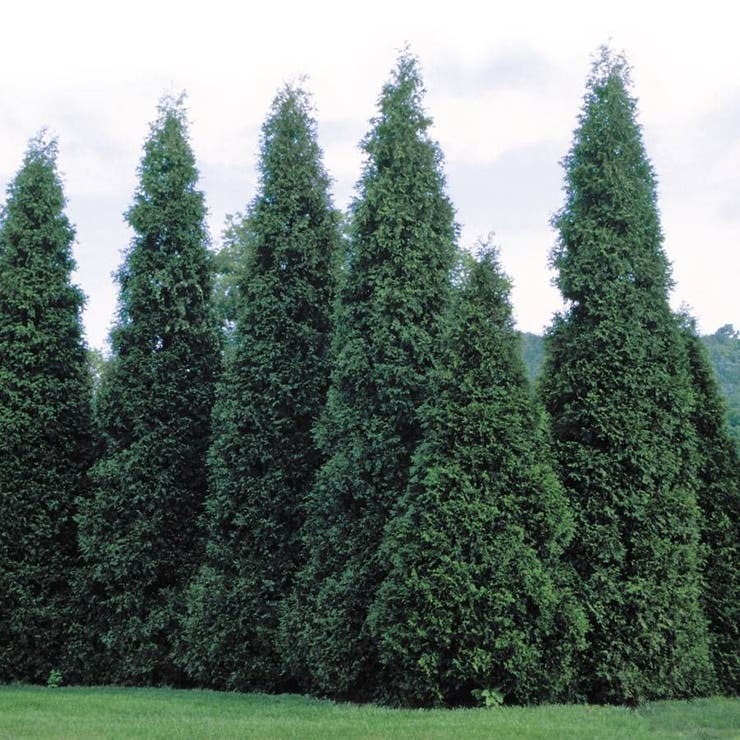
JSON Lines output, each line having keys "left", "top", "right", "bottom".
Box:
{"left": 0, "top": 47, "right": 737, "bottom": 706}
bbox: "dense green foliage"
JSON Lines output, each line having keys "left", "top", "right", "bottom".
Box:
{"left": 2, "top": 686, "right": 739, "bottom": 740}
{"left": 540, "top": 50, "right": 715, "bottom": 703}
{"left": 281, "top": 52, "right": 458, "bottom": 700}
{"left": 74, "top": 97, "right": 220, "bottom": 685}
{"left": 522, "top": 330, "right": 739, "bottom": 441}
{"left": 679, "top": 316, "right": 739, "bottom": 693}
{"left": 0, "top": 137, "right": 94, "bottom": 683}
{"left": 367, "top": 247, "right": 586, "bottom": 707}
{"left": 179, "top": 86, "right": 340, "bottom": 691}
{"left": 0, "top": 48, "right": 735, "bottom": 708}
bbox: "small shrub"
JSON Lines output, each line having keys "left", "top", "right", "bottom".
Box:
{"left": 471, "top": 687, "right": 505, "bottom": 708}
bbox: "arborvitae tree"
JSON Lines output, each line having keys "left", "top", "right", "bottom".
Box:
{"left": 0, "top": 135, "right": 94, "bottom": 682}
{"left": 178, "top": 85, "right": 340, "bottom": 691}
{"left": 367, "top": 246, "right": 586, "bottom": 707}
{"left": 540, "top": 49, "right": 715, "bottom": 703}
{"left": 75, "top": 96, "right": 220, "bottom": 685}
{"left": 679, "top": 314, "right": 739, "bottom": 694}
{"left": 280, "top": 51, "right": 458, "bottom": 701}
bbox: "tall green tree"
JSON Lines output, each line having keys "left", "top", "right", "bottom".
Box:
{"left": 280, "top": 51, "right": 458, "bottom": 701}
{"left": 367, "top": 246, "right": 586, "bottom": 707}
{"left": 0, "top": 135, "right": 94, "bottom": 682}
{"left": 679, "top": 314, "right": 739, "bottom": 694}
{"left": 75, "top": 96, "right": 220, "bottom": 685}
{"left": 178, "top": 85, "right": 340, "bottom": 691}
{"left": 540, "top": 49, "right": 715, "bottom": 703}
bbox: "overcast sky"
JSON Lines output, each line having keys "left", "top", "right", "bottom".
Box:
{"left": 1, "top": 0, "right": 738, "bottom": 350}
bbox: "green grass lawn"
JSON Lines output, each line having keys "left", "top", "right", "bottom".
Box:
{"left": 0, "top": 686, "right": 737, "bottom": 739}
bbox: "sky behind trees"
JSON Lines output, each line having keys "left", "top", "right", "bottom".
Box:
{"left": 0, "top": 0, "right": 737, "bottom": 350}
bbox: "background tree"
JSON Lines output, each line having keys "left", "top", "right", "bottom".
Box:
{"left": 0, "top": 135, "right": 93, "bottom": 682}
{"left": 178, "top": 85, "right": 341, "bottom": 691}
{"left": 520, "top": 331, "right": 546, "bottom": 383}
{"left": 540, "top": 48, "right": 715, "bottom": 703}
{"left": 367, "top": 245, "right": 586, "bottom": 707}
{"left": 701, "top": 325, "right": 739, "bottom": 449}
{"left": 210, "top": 213, "right": 251, "bottom": 344}
{"left": 280, "top": 51, "right": 458, "bottom": 701}
{"left": 75, "top": 96, "right": 220, "bottom": 685}
{"left": 679, "top": 314, "right": 739, "bottom": 694}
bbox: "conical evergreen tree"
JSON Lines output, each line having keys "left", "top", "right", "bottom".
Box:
{"left": 280, "top": 51, "right": 458, "bottom": 700}
{"left": 679, "top": 314, "right": 739, "bottom": 694}
{"left": 540, "top": 49, "right": 715, "bottom": 703}
{"left": 0, "top": 135, "right": 94, "bottom": 682}
{"left": 178, "top": 85, "right": 340, "bottom": 691}
{"left": 75, "top": 96, "right": 220, "bottom": 685}
{"left": 367, "top": 246, "right": 586, "bottom": 707}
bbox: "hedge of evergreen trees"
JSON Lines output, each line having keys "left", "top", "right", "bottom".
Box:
{"left": 0, "top": 48, "right": 737, "bottom": 705}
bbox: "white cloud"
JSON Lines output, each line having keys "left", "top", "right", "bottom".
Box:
{"left": 0, "top": 0, "right": 738, "bottom": 347}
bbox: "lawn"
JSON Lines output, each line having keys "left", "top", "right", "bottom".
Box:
{"left": 0, "top": 686, "right": 737, "bottom": 739}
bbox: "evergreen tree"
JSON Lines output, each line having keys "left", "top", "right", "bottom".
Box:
{"left": 540, "top": 49, "right": 715, "bottom": 703}
{"left": 75, "top": 96, "right": 220, "bottom": 685}
{"left": 679, "top": 314, "right": 739, "bottom": 694}
{"left": 367, "top": 246, "right": 586, "bottom": 707}
{"left": 280, "top": 51, "right": 458, "bottom": 700}
{"left": 178, "top": 85, "right": 340, "bottom": 691}
{"left": 0, "top": 135, "right": 93, "bottom": 682}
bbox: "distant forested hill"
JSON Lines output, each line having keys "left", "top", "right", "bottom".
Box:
{"left": 701, "top": 325, "right": 739, "bottom": 447}
{"left": 520, "top": 326, "right": 739, "bottom": 448}
{"left": 520, "top": 332, "right": 546, "bottom": 386}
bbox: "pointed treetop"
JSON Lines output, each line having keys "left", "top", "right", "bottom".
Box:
{"left": 5, "top": 129, "right": 64, "bottom": 207}
{"left": 551, "top": 45, "right": 669, "bottom": 307}
{"left": 1, "top": 131, "right": 75, "bottom": 273}
{"left": 22, "top": 129, "right": 59, "bottom": 168}
{"left": 587, "top": 45, "right": 632, "bottom": 92}
{"left": 133, "top": 91, "right": 200, "bottom": 201}
{"left": 270, "top": 78, "right": 313, "bottom": 116}
{"left": 150, "top": 91, "right": 190, "bottom": 141}
{"left": 258, "top": 81, "right": 321, "bottom": 180}
{"left": 368, "top": 47, "right": 431, "bottom": 142}
{"left": 469, "top": 240, "right": 516, "bottom": 331}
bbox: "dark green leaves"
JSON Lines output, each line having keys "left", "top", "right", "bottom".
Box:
{"left": 76, "top": 96, "right": 220, "bottom": 685}
{"left": 179, "top": 84, "right": 340, "bottom": 691}
{"left": 282, "top": 51, "right": 458, "bottom": 701}
{"left": 368, "top": 246, "right": 586, "bottom": 707}
{"left": 0, "top": 135, "right": 93, "bottom": 683}
{"left": 541, "top": 48, "right": 716, "bottom": 703}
